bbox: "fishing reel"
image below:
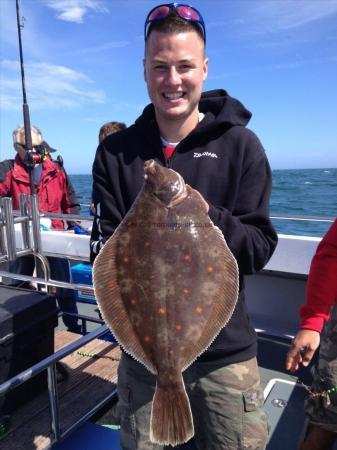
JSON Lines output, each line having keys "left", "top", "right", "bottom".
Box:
{"left": 23, "top": 145, "right": 47, "bottom": 169}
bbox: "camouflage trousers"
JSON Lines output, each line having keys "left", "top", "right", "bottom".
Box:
{"left": 117, "top": 353, "right": 268, "bottom": 450}
{"left": 304, "top": 304, "right": 337, "bottom": 432}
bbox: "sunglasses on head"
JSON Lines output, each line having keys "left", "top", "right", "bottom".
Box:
{"left": 144, "top": 3, "right": 206, "bottom": 42}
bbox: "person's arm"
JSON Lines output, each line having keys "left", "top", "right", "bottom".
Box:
{"left": 300, "top": 219, "right": 337, "bottom": 330}
{"left": 208, "top": 136, "right": 278, "bottom": 275}
{"left": 286, "top": 219, "right": 337, "bottom": 372}
{"left": 62, "top": 170, "right": 80, "bottom": 215}
{"left": 0, "top": 161, "right": 12, "bottom": 196}
{"left": 90, "top": 145, "right": 123, "bottom": 263}
{"left": 58, "top": 165, "right": 80, "bottom": 229}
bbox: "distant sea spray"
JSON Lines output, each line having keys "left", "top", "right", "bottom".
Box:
{"left": 69, "top": 168, "right": 337, "bottom": 238}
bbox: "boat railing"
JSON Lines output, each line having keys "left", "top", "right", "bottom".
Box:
{"left": 270, "top": 214, "right": 334, "bottom": 223}
{"left": 0, "top": 194, "right": 117, "bottom": 445}
{"left": 0, "top": 193, "right": 93, "bottom": 290}
{"left": 1, "top": 194, "right": 334, "bottom": 292}
{"left": 0, "top": 323, "right": 116, "bottom": 445}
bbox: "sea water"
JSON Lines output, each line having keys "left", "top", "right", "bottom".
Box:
{"left": 69, "top": 168, "right": 337, "bottom": 238}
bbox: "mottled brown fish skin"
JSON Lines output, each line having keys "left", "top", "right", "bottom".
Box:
{"left": 93, "top": 159, "right": 239, "bottom": 446}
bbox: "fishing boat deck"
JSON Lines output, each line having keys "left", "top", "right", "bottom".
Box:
{"left": 0, "top": 330, "right": 121, "bottom": 450}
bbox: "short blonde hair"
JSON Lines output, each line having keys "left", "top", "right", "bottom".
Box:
{"left": 13, "top": 125, "right": 43, "bottom": 148}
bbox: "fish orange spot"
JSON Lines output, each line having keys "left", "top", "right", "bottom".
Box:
{"left": 108, "top": 282, "right": 117, "bottom": 289}
{"left": 123, "top": 256, "right": 129, "bottom": 263}
{"left": 158, "top": 308, "right": 165, "bottom": 316}
{"left": 183, "top": 255, "right": 191, "bottom": 263}
{"left": 207, "top": 266, "right": 214, "bottom": 273}
{"left": 144, "top": 241, "right": 150, "bottom": 247}
{"left": 180, "top": 346, "right": 186, "bottom": 352}
{"left": 183, "top": 288, "right": 189, "bottom": 295}
{"left": 204, "top": 234, "right": 208, "bottom": 240}
{"left": 144, "top": 335, "right": 151, "bottom": 343}
{"left": 175, "top": 324, "right": 182, "bottom": 331}
{"left": 195, "top": 306, "right": 203, "bottom": 314}
{"left": 130, "top": 299, "right": 137, "bottom": 305}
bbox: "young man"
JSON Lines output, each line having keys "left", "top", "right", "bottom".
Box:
{"left": 0, "top": 124, "right": 81, "bottom": 333}
{"left": 90, "top": 4, "right": 277, "bottom": 449}
{"left": 286, "top": 219, "right": 337, "bottom": 450}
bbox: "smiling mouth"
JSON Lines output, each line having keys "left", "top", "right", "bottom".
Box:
{"left": 163, "top": 92, "right": 185, "bottom": 100}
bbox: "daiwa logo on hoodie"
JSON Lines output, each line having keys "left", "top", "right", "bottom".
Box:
{"left": 193, "top": 152, "right": 218, "bottom": 159}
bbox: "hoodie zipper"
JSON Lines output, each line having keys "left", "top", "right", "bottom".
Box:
{"left": 161, "top": 138, "right": 187, "bottom": 169}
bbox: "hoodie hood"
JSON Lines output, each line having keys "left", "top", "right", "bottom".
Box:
{"left": 199, "top": 89, "right": 252, "bottom": 128}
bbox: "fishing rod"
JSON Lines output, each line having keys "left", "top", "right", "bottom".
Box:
{"left": 16, "top": 0, "right": 36, "bottom": 195}
{"left": 15, "top": 0, "right": 81, "bottom": 237}
{"left": 16, "top": 0, "right": 43, "bottom": 254}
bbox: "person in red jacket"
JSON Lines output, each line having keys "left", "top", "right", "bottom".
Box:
{"left": 0, "top": 125, "right": 81, "bottom": 333}
{"left": 286, "top": 219, "right": 337, "bottom": 449}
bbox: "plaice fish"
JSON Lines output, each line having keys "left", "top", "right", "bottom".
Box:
{"left": 93, "top": 159, "right": 239, "bottom": 446}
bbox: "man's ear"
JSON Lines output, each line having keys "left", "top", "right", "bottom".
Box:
{"left": 143, "top": 58, "right": 147, "bottom": 82}
{"left": 203, "top": 57, "right": 208, "bottom": 81}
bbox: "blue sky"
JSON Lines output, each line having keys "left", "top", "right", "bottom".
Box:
{"left": 1, "top": 0, "right": 337, "bottom": 174}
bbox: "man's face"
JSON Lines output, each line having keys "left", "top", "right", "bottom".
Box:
{"left": 144, "top": 30, "right": 208, "bottom": 124}
{"left": 15, "top": 143, "right": 43, "bottom": 164}
{"left": 15, "top": 144, "right": 28, "bottom": 162}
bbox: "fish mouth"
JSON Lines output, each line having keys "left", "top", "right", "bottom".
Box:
{"left": 144, "top": 159, "right": 157, "bottom": 179}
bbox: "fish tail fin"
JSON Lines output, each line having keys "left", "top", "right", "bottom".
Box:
{"left": 150, "top": 375, "right": 194, "bottom": 446}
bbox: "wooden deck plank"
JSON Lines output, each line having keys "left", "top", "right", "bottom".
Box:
{"left": 0, "top": 330, "right": 121, "bottom": 450}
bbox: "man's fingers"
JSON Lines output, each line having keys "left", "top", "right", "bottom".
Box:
{"left": 301, "top": 347, "right": 315, "bottom": 367}
{"left": 285, "top": 331, "right": 320, "bottom": 372}
{"left": 286, "top": 349, "right": 302, "bottom": 372}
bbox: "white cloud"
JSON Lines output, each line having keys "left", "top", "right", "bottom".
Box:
{"left": 0, "top": 60, "right": 106, "bottom": 111}
{"left": 43, "top": 0, "right": 108, "bottom": 24}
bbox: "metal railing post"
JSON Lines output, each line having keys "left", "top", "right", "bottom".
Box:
{"left": 2, "top": 198, "right": 16, "bottom": 261}
{"left": 19, "top": 193, "right": 31, "bottom": 249}
{"left": 47, "top": 364, "right": 61, "bottom": 441}
{"left": 31, "top": 194, "right": 42, "bottom": 253}
{"left": 0, "top": 199, "right": 7, "bottom": 256}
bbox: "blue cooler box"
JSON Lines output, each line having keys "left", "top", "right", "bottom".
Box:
{"left": 71, "top": 263, "right": 116, "bottom": 343}
{"left": 71, "top": 262, "right": 96, "bottom": 304}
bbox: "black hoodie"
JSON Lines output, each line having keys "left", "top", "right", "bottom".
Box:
{"left": 91, "top": 89, "right": 278, "bottom": 364}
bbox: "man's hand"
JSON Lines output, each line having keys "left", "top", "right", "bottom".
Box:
{"left": 192, "top": 187, "right": 209, "bottom": 212}
{"left": 285, "top": 329, "right": 320, "bottom": 372}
